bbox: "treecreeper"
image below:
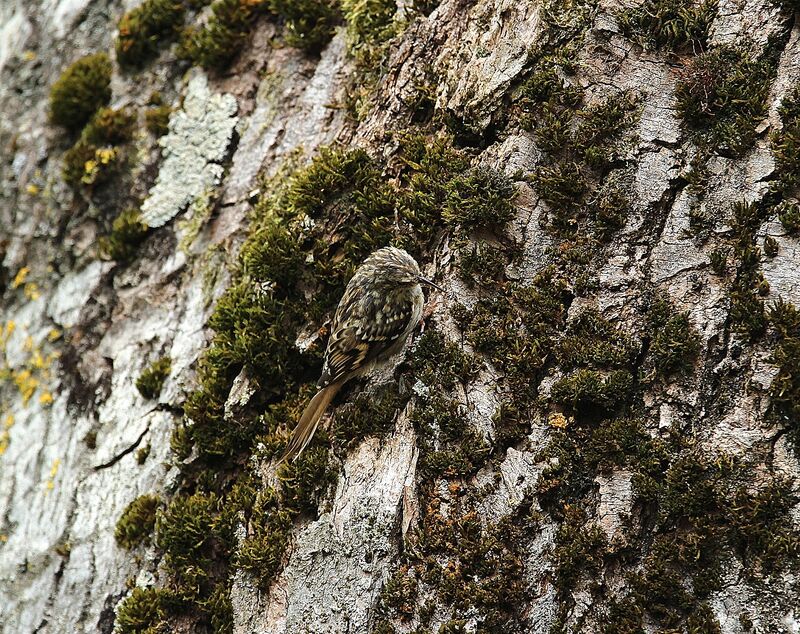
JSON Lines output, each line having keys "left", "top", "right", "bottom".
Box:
{"left": 278, "top": 246, "right": 442, "bottom": 462}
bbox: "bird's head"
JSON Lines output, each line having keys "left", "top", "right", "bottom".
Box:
{"left": 364, "top": 246, "right": 443, "bottom": 291}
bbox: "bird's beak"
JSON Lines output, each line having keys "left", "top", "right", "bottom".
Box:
{"left": 418, "top": 276, "right": 444, "bottom": 292}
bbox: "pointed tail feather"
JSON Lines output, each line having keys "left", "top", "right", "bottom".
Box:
{"left": 278, "top": 383, "right": 341, "bottom": 463}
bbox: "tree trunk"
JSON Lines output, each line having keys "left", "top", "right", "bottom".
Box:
{"left": 1, "top": 0, "right": 799, "bottom": 632}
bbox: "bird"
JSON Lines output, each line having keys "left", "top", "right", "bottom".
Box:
{"left": 278, "top": 246, "right": 442, "bottom": 463}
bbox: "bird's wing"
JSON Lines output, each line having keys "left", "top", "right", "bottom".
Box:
{"left": 317, "top": 290, "right": 417, "bottom": 388}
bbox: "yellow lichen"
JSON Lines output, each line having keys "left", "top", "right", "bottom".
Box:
{"left": 11, "top": 268, "right": 29, "bottom": 289}
{"left": 44, "top": 457, "right": 61, "bottom": 493}
{"left": 0, "top": 414, "right": 14, "bottom": 456}
{"left": 24, "top": 283, "right": 40, "bottom": 301}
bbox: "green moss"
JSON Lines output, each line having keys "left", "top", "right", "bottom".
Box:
{"left": 410, "top": 331, "right": 477, "bottom": 391}
{"left": 379, "top": 482, "right": 530, "bottom": 629}
{"left": 180, "top": 0, "right": 269, "bottom": 70}
{"left": 115, "top": 495, "right": 160, "bottom": 549}
{"left": 552, "top": 505, "right": 607, "bottom": 602}
{"left": 145, "top": 105, "right": 172, "bottom": 136}
{"left": 49, "top": 53, "right": 112, "bottom": 132}
{"left": 588, "top": 178, "right": 631, "bottom": 239}
{"left": 777, "top": 201, "right": 800, "bottom": 234}
{"left": 116, "top": 0, "right": 186, "bottom": 68}
{"left": 62, "top": 139, "right": 99, "bottom": 188}
{"left": 709, "top": 247, "right": 727, "bottom": 275}
{"left": 331, "top": 381, "right": 407, "bottom": 449}
{"left": 454, "top": 269, "right": 570, "bottom": 399}
{"left": 395, "top": 133, "right": 471, "bottom": 250}
{"left": 455, "top": 238, "right": 515, "bottom": 288}
{"left": 645, "top": 298, "right": 700, "bottom": 377}
{"left": 618, "top": 0, "right": 716, "bottom": 51}
{"left": 99, "top": 208, "right": 149, "bottom": 263}
{"left": 269, "top": 0, "right": 340, "bottom": 52}
{"left": 523, "top": 84, "right": 638, "bottom": 239}
{"left": 412, "top": 394, "right": 490, "bottom": 479}
{"left": 233, "top": 484, "right": 293, "bottom": 587}
{"left": 624, "top": 450, "right": 800, "bottom": 629}
{"left": 727, "top": 201, "right": 770, "bottom": 341}
{"left": 156, "top": 491, "right": 236, "bottom": 600}
{"left": 115, "top": 587, "right": 170, "bottom": 634}
{"left": 764, "top": 235, "right": 779, "bottom": 257}
{"left": 675, "top": 44, "right": 779, "bottom": 156}
{"left": 768, "top": 299, "right": 800, "bottom": 448}
{"left": 550, "top": 368, "right": 634, "bottom": 414}
{"left": 379, "top": 565, "right": 417, "bottom": 621}
{"left": 136, "top": 357, "right": 172, "bottom": 399}
{"left": 340, "top": 0, "right": 398, "bottom": 66}
{"left": 136, "top": 443, "right": 151, "bottom": 464}
{"left": 536, "top": 417, "right": 665, "bottom": 515}
{"left": 62, "top": 107, "right": 136, "bottom": 189}
{"left": 557, "top": 309, "right": 638, "bottom": 370}
{"left": 442, "top": 167, "right": 517, "bottom": 231}
{"left": 85, "top": 107, "right": 137, "bottom": 144}
{"left": 771, "top": 85, "right": 800, "bottom": 195}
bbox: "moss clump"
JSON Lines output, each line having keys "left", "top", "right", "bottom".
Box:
{"left": 536, "top": 417, "right": 665, "bottom": 515}
{"left": 136, "top": 443, "right": 151, "bottom": 464}
{"left": 727, "top": 200, "right": 771, "bottom": 341}
{"left": 771, "top": 85, "right": 800, "bottom": 195}
{"left": 442, "top": 167, "right": 517, "bottom": 231}
{"left": 269, "top": 0, "right": 341, "bottom": 52}
{"left": 331, "top": 382, "right": 407, "bottom": 449}
{"left": 233, "top": 486, "right": 293, "bottom": 587}
{"left": 180, "top": 0, "right": 269, "bottom": 69}
{"left": 145, "top": 105, "right": 172, "bottom": 136}
{"left": 455, "top": 237, "right": 516, "bottom": 288}
{"left": 116, "top": 0, "right": 186, "bottom": 68}
{"left": 62, "top": 107, "right": 136, "bottom": 189}
{"left": 623, "top": 451, "right": 800, "bottom": 629}
{"left": 675, "top": 44, "right": 779, "bottom": 156}
{"left": 540, "top": 416, "right": 800, "bottom": 633}
{"left": 340, "top": 0, "right": 397, "bottom": 66}
{"left": 777, "top": 201, "right": 800, "bottom": 234}
{"left": 136, "top": 357, "right": 172, "bottom": 399}
{"left": 645, "top": 298, "right": 701, "bottom": 377}
{"left": 378, "top": 484, "right": 528, "bottom": 630}
{"left": 412, "top": 395, "right": 490, "bottom": 479}
{"left": 550, "top": 368, "right": 634, "bottom": 414}
{"left": 768, "top": 300, "right": 800, "bottom": 448}
{"left": 521, "top": 75, "right": 639, "bottom": 239}
{"left": 99, "top": 208, "right": 149, "bottom": 263}
{"left": 709, "top": 247, "right": 727, "bottom": 275}
{"left": 49, "top": 53, "right": 112, "bottom": 132}
{"left": 454, "top": 268, "right": 570, "bottom": 400}
{"left": 114, "top": 587, "right": 170, "bottom": 634}
{"left": 618, "top": 0, "right": 716, "bottom": 51}
{"left": 155, "top": 491, "right": 236, "bottom": 621}
{"left": 552, "top": 505, "right": 607, "bottom": 600}
{"left": 557, "top": 309, "right": 638, "bottom": 370}
{"left": 409, "top": 330, "right": 477, "bottom": 391}
{"left": 394, "top": 133, "right": 471, "bottom": 250}
{"left": 764, "top": 235, "right": 779, "bottom": 257}
{"left": 551, "top": 308, "right": 639, "bottom": 415}
{"left": 115, "top": 495, "right": 160, "bottom": 549}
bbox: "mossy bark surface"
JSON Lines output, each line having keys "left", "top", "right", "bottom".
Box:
{"left": 1, "top": 0, "right": 800, "bottom": 633}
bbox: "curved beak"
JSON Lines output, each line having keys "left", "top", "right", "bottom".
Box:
{"left": 418, "top": 276, "right": 444, "bottom": 292}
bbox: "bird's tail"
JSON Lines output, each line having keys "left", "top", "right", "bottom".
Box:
{"left": 278, "top": 383, "right": 341, "bottom": 464}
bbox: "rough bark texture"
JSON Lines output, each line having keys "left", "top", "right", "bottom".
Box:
{"left": 1, "top": 0, "right": 800, "bottom": 633}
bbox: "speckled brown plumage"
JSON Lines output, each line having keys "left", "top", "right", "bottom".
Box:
{"left": 279, "top": 247, "right": 432, "bottom": 463}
